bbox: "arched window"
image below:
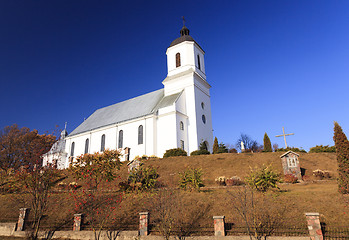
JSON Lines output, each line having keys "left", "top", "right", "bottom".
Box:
{"left": 197, "top": 55, "right": 201, "bottom": 70}
{"left": 202, "top": 115, "right": 206, "bottom": 124}
{"left": 180, "top": 140, "right": 184, "bottom": 150}
{"left": 176, "top": 53, "right": 181, "bottom": 67}
{"left": 118, "top": 130, "right": 123, "bottom": 149}
{"left": 201, "top": 102, "right": 205, "bottom": 109}
{"left": 138, "top": 125, "right": 143, "bottom": 145}
{"left": 180, "top": 121, "right": 184, "bottom": 130}
{"left": 71, "top": 142, "right": 75, "bottom": 156}
{"left": 84, "top": 138, "right": 89, "bottom": 154}
{"left": 100, "top": 134, "right": 105, "bottom": 152}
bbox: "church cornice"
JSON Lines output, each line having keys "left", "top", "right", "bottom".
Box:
{"left": 162, "top": 69, "right": 211, "bottom": 90}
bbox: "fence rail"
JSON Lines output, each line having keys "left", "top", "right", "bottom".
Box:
{"left": 323, "top": 226, "right": 349, "bottom": 240}
{"left": 2, "top": 216, "right": 348, "bottom": 239}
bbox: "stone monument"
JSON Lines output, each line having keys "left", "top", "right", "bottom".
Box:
{"left": 280, "top": 151, "right": 302, "bottom": 180}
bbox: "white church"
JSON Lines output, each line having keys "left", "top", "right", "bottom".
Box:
{"left": 43, "top": 24, "right": 213, "bottom": 169}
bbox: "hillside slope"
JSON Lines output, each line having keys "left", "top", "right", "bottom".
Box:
{"left": 138, "top": 152, "right": 337, "bottom": 187}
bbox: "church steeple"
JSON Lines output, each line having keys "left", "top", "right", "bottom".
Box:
{"left": 180, "top": 26, "right": 190, "bottom": 36}
{"left": 165, "top": 22, "right": 206, "bottom": 81}
{"left": 180, "top": 16, "right": 190, "bottom": 36}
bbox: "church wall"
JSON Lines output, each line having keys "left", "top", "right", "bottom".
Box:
{"left": 163, "top": 74, "right": 192, "bottom": 96}
{"left": 157, "top": 110, "right": 177, "bottom": 157}
{"left": 144, "top": 116, "right": 156, "bottom": 157}
{"left": 63, "top": 116, "right": 157, "bottom": 166}
{"left": 193, "top": 45, "right": 206, "bottom": 78}
{"left": 167, "top": 43, "right": 196, "bottom": 77}
{"left": 89, "top": 127, "right": 117, "bottom": 154}
{"left": 116, "top": 117, "right": 155, "bottom": 160}
{"left": 193, "top": 75, "right": 213, "bottom": 152}
{"left": 175, "top": 93, "right": 189, "bottom": 153}
{"left": 183, "top": 85, "right": 200, "bottom": 153}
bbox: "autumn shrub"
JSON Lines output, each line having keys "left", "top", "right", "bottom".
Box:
{"left": 284, "top": 174, "right": 298, "bottom": 184}
{"left": 179, "top": 168, "right": 204, "bottom": 191}
{"left": 226, "top": 176, "right": 244, "bottom": 186}
{"left": 309, "top": 145, "right": 336, "bottom": 153}
{"left": 190, "top": 149, "right": 210, "bottom": 156}
{"left": 229, "top": 148, "right": 238, "bottom": 153}
{"left": 127, "top": 166, "right": 159, "bottom": 191}
{"left": 163, "top": 148, "right": 187, "bottom": 158}
{"left": 69, "top": 149, "right": 121, "bottom": 190}
{"left": 215, "top": 176, "right": 226, "bottom": 186}
{"left": 312, "top": 169, "right": 332, "bottom": 180}
{"left": 0, "top": 169, "right": 21, "bottom": 193}
{"left": 245, "top": 165, "right": 281, "bottom": 192}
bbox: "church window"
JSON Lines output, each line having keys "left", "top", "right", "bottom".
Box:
{"left": 180, "top": 140, "right": 184, "bottom": 150}
{"left": 180, "top": 121, "right": 184, "bottom": 130}
{"left": 201, "top": 102, "right": 205, "bottom": 109}
{"left": 118, "top": 130, "right": 123, "bottom": 149}
{"left": 176, "top": 53, "right": 181, "bottom": 67}
{"left": 197, "top": 55, "right": 201, "bottom": 70}
{"left": 101, "top": 134, "right": 105, "bottom": 152}
{"left": 202, "top": 115, "right": 206, "bottom": 124}
{"left": 71, "top": 142, "right": 75, "bottom": 156}
{"left": 84, "top": 138, "right": 89, "bottom": 154}
{"left": 138, "top": 125, "right": 143, "bottom": 145}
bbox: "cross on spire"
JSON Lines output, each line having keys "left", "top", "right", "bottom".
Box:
{"left": 275, "top": 127, "right": 294, "bottom": 148}
{"left": 182, "top": 16, "right": 186, "bottom": 27}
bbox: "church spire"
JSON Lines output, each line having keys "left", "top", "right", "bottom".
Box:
{"left": 180, "top": 16, "right": 190, "bottom": 36}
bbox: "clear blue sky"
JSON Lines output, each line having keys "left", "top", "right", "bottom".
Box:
{"left": 1, "top": 0, "right": 348, "bottom": 151}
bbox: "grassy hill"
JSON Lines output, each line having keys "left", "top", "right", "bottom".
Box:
{"left": 134, "top": 152, "right": 338, "bottom": 187}
{"left": 0, "top": 152, "right": 348, "bottom": 231}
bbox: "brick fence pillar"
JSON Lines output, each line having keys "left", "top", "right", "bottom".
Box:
{"left": 213, "top": 216, "right": 225, "bottom": 236}
{"left": 73, "top": 213, "right": 82, "bottom": 231}
{"left": 139, "top": 212, "right": 149, "bottom": 236}
{"left": 305, "top": 212, "right": 323, "bottom": 240}
{"left": 16, "top": 208, "right": 30, "bottom": 231}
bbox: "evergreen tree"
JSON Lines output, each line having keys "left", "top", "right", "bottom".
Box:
{"left": 217, "top": 143, "right": 228, "bottom": 153}
{"left": 213, "top": 137, "right": 219, "bottom": 154}
{"left": 333, "top": 121, "right": 349, "bottom": 194}
{"left": 263, "top": 132, "right": 272, "bottom": 152}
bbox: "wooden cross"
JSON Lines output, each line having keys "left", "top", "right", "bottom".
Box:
{"left": 182, "top": 16, "right": 186, "bottom": 26}
{"left": 275, "top": 127, "right": 294, "bottom": 148}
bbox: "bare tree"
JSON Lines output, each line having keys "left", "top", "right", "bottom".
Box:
{"left": 236, "top": 134, "right": 260, "bottom": 152}
{"left": 15, "top": 165, "right": 64, "bottom": 240}
{"left": 229, "top": 186, "right": 287, "bottom": 240}
{"left": 150, "top": 189, "right": 211, "bottom": 240}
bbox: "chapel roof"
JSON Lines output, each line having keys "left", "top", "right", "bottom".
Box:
{"left": 280, "top": 151, "right": 300, "bottom": 158}
{"left": 44, "top": 138, "right": 66, "bottom": 155}
{"left": 68, "top": 89, "right": 181, "bottom": 137}
{"left": 169, "top": 25, "right": 204, "bottom": 52}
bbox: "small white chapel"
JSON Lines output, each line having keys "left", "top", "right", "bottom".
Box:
{"left": 43, "top": 24, "right": 213, "bottom": 169}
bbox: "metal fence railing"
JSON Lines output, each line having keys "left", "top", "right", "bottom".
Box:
{"left": 322, "top": 226, "right": 349, "bottom": 240}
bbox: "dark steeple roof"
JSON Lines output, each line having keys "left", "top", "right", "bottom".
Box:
{"left": 169, "top": 25, "right": 204, "bottom": 52}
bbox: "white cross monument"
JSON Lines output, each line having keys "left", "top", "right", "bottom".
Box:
{"left": 275, "top": 127, "right": 294, "bottom": 148}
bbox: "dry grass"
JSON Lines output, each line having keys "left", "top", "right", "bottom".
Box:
{"left": 143, "top": 152, "right": 338, "bottom": 187}
{"left": 0, "top": 152, "right": 348, "bottom": 230}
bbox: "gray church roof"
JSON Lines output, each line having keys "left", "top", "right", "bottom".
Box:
{"left": 44, "top": 138, "right": 66, "bottom": 155}
{"left": 69, "top": 89, "right": 181, "bottom": 137}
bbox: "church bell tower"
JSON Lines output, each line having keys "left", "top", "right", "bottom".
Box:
{"left": 162, "top": 22, "right": 213, "bottom": 153}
